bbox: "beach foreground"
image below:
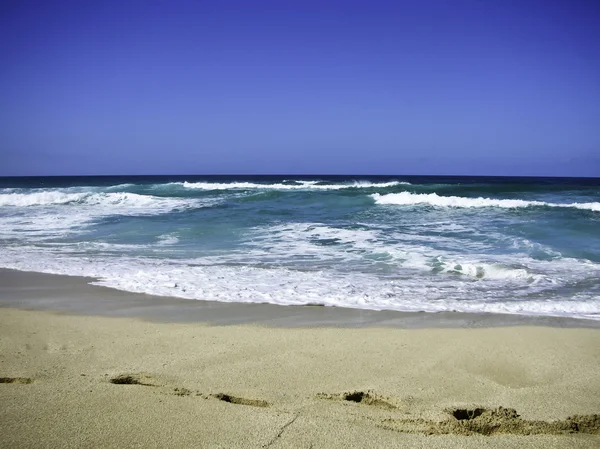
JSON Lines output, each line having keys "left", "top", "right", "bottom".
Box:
{"left": 1, "top": 306, "right": 599, "bottom": 448}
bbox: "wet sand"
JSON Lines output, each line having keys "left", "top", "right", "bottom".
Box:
{"left": 1, "top": 269, "right": 598, "bottom": 329}
{"left": 1, "top": 269, "right": 599, "bottom": 448}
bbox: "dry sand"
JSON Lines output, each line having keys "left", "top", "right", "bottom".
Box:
{"left": 1, "top": 304, "right": 600, "bottom": 448}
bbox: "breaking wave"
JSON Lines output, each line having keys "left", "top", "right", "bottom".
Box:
{"left": 181, "top": 180, "right": 409, "bottom": 190}
{"left": 1, "top": 175, "right": 599, "bottom": 321}
{"left": 0, "top": 191, "right": 200, "bottom": 212}
{"left": 372, "top": 192, "right": 600, "bottom": 212}
{"left": 1, "top": 248, "right": 598, "bottom": 320}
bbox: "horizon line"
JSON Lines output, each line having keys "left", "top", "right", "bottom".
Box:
{"left": 1, "top": 173, "right": 599, "bottom": 180}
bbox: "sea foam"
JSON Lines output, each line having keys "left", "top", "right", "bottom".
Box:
{"left": 1, "top": 247, "right": 598, "bottom": 320}
{"left": 182, "top": 180, "right": 408, "bottom": 190}
{"left": 372, "top": 192, "right": 600, "bottom": 211}
{"left": 0, "top": 190, "right": 203, "bottom": 212}
{"left": 1, "top": 177, "right": 598, "bottom": 321}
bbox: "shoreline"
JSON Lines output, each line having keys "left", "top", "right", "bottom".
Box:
{"left": 1, "top": 268, "right": 599, "bottom": 447}
{"left": 1, "top": 268, "right": 598, "bottom": 329}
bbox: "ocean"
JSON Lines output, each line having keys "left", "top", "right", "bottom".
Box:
{"left": 1, "top": 175, "right": 599, "bottom": 320}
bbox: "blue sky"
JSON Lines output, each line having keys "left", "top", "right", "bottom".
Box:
{"left": 1, "top": 0, "right": 599, "bottom": 176}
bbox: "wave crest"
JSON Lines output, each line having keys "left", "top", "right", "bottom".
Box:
{"left": 0, "top": 191, "right": 86, "bottom": 206}
{"left": 372, "top": 192, "right": 600, "bottom": 212}
{"left": 0, "top": 190, "right": 202, "bottom": 213}
{"left": 182, "top": 180, "right": 409, "bottom": 190}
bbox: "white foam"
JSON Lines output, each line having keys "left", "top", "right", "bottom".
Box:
{"left": 105, "top": 183, "right": 136, "bottom": 191}
{"left": 510, "top": 238, "right": 563, "bottom": 259}
{"left": 372, "top": 192, "right": 600, "bottom": 212}
{"left": 0, "top": 191, "right": 214, "bottom": 241}
{"left": 0, "top": 247, "right": 598, "bottom": 320}
{"left": 0, "top": 190, "right": 201, "bottom": 210}
{"left": 0, "top": 191, "right": 216, "bottom": 221}
{"left": 157, "top": 234, "right": 179, "bottom": 246}
{"left": 0, "top": 213, "right": 95, "bottom": 240}
{"left": 182, "top": 180, "right": 408, "bottom": 190}
{"left": 0, "top": 191, "right": 88, "bottom": 206}
{"left": 191, "top": 223, "right": 546, "bottom": 285}
{"left": 572, "top": 202, "right": 600, "bottom": 212}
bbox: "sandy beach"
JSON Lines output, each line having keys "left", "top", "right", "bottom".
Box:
{"left": 1, "top": 271, "right": 599, "bottom": 448}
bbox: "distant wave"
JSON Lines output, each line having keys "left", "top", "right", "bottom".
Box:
{"left": 105, "top": 183, "right": 137, "bottom": 191}
{"left": 0, "top": 191, "right": 202, "bottom": 212}
{"left": 372, "top": 192, "right": 600, "bottom": 212}
{"left": 181, "top": 180, "right": 410, "bottom": 190}
{"left": 0, "top": 191, "right": 83, "bottom": 206}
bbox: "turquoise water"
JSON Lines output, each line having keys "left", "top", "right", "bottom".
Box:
{"left": 1, "top": 175, "right": 599, "bottom": 319}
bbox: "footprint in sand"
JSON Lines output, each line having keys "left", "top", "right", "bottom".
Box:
{"left": 211, "top": 393, "right": 270, "bottom": 408}
{"left": 107, "top": 373, "right": 270, "bottom": 406}
{"left": 380, "top": 406, "right": 600, "bottom": 436}
{"left": 316, "top": 390, "right": 396, "bottom": 409}
{"left": 108, "top": 373, "right": 161, "bottom": 387}
{"left": 0, "top": 377, "right": 33, "bottom": 384}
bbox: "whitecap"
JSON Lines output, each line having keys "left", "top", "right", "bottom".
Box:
{"left": 181, "top": 180, "right": 409, "bottom": 190}
{"left": 157, "top": 234, "right": 180, "bottom": 246}
{"left": 372, "top": 192, "right": 600, "bottom": 212}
